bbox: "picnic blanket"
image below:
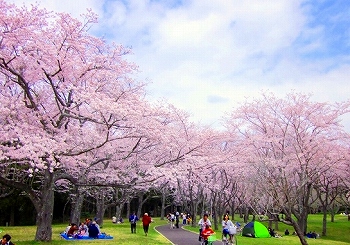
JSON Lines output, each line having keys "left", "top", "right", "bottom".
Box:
{"left": 60, "top": 233, "right": 113, "bottom": 240}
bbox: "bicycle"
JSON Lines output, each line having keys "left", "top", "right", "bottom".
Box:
{"left": 200, "top": 234, "right": 216, "bottom": 245}
{"left": 222, "top": 234, "right": 237, "bottom": 245}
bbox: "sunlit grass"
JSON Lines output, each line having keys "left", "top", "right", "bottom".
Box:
{"left": 0, "top": 218, "right": 171, "bottom": 245}
{"left": 184, "top": 214, "right": 350, "bottom": 245}
{"left": 1, "top": 214, "right": 349, "bottom": 244}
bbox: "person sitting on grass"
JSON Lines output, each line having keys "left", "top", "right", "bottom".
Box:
{"left": 1, "top": 234, "right": 15, "bottom": 245}
{"left": 67, "top": 223, "right": 79, "bottom": 237}
{"left": 78, "top": 222, "right": 89, "bottom": 237}
{"left": 306, "top": 231, "right": 319, "bottom": 239}
{"left": 202, "top": 225, "right": 215, "bottom": 245}
{"left": 88, "top": 221, "right": 100, "bottom": 238}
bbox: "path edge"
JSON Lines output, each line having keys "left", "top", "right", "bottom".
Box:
{"left": 154, "top": 225, "right": 176, "bottom": 245}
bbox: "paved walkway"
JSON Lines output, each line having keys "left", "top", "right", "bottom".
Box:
{"left": 155, "top": 225, "right": 222, "bottom": 245}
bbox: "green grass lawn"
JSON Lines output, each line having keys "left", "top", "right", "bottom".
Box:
{"left": 0, "top": 214, "right": 349, "bottom": 244}
{"left": 0, "top": 218, "right": 171, "bottom": 245}
{"left": 183, "top": 213, "right": 350, "bottom": 245}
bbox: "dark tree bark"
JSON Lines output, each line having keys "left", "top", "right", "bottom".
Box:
{"left": 243, "top": 206, "right": 249, "bottom": 223}
{"left": 126, "top": 200, "right": 131, "bottom": 220}
{"left": 70, "top": 187, "right": 85, "bottom": 225}
{"left": 115, "top": 203, "right": 124, "bottom": 220}
{"left": 136, "top": 192, "right": 149, "bottom": 218}
{"left": 290, "top": 217, "right": 309, "bottom": 245}
{"left": 34, "top": 186, "right": 54, "bottom": 241}
{"left": 95, "top": 191, "right": 106, "bottom": 227}
{"left": 32, "top": 169, "right": 57, "bottom": 241}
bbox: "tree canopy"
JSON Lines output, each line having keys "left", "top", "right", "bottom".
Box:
{"left": 1, "top": 1, "right": 350, "bottom": 244}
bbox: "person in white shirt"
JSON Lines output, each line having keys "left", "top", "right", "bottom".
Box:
{"left": 170, "top": 213, "right": 175, "bottom": 229}
{"left": 222, "top": 214, "right": 236, "bottom": 244}
{"left": 198, "top": 213, "right": 212, "bottom": 241}
{"left": 182, "top": 213, "right": 187, "bottom": 225}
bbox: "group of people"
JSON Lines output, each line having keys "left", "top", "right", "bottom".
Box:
{"left": 65, "top": 218, "right": 102, "bottom": 238}
{"left": 112, "top": 216, "right": 124, "bottom": 224}
{"left": 166, "top": 212, "right": 192, "bottom": 228}
{"left": 268, "top": 227, "right": 282, "bottom": 238}
{"left": 198, "top": 213, "right": 237, "bottom": 245}
{"left": 128, "top": 212, "right": 153, "bottom": 236}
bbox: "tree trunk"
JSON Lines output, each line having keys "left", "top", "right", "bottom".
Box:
{"left": 297, "top": 209, "right": 308, "bottom": 235}
{"left": 322, "top": 206, "right": 327, "bottom": 236}
{"left": 239, "top": 207, "right": 243, "bottom": 219}
{"left": 243, "top": 206, "right": 249, "bottom": 223}
{"left": 126, "top": 200, "right": 131, "bottom": 219}
{"left": 291, "top": 218, "right": 309, "bottom": 245}
{"left": 192, "top": 201, "right": 198, "bottom": 227}
{"left": 274, "top": 220, "right": 279, "bottom": 231}
{"left": 230, "top": 199, "right": 235, "bottom": 220}
{"left": 137, "top": 194, "right": 144, "bottom": 217}
{"left": 95, "top": 191, "right": 105, "bottom": 227}
{"left": 160, "top": 190, "right": 166, "bottom": 220}
{"left": 329, "top": 204, "right": 339, "bottom": 222}
{"left": 70, "top": 187, "right": 85, "bottom": 224}
{"left": 211, "top": 193, "right": 218, "bottom": 230}
{"left": 115, "top": 203, "right": 124, "bottom": 219}
{"left": 34, "top": 175, "right": 55, "bottom": 241}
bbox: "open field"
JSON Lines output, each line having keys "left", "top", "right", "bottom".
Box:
{"left": 183, "top": 213, "right": 350, "bottom": 245}
{"left": 0, "top": 214, "right": 349, "bottom": 244}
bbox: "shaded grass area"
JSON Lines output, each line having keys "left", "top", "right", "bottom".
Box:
{"left": 183, "top": 214, "right": 350, "bottom": 245}
{"left": 0, "top": 218, "right": 171, "bottom": 245}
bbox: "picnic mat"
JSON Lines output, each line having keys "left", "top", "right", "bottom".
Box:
{"left": 60, "top": 233, "right": 113, "bottom": 240}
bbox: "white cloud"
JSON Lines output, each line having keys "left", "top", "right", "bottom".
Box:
{"left": 5, "top": 0, "right": 350, "bottom": 130}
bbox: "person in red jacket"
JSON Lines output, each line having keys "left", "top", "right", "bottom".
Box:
{"left": 142, "top": 213, "right": 152, "bottom": 236}
{"left": 202, "top": 225, "right": 215, "bottom": 245}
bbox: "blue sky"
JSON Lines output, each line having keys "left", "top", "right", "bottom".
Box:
{"left": 9, "top": 0, "right": 350, "bottom": 129}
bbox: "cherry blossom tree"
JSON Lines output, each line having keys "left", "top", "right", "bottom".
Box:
{"left": 0, "top": 1, "right": 159, "bottom": 241}
{"left": 224, "top": 92, "right": 350, "bottom": 245}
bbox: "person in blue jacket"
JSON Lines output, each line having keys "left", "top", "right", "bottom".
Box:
{"left": 129, "top": 212, "right": 139, "bottom": 233}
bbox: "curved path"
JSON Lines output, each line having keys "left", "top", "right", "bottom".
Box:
{"left": 155, "top": 224, "right": 222, "bottom": 245}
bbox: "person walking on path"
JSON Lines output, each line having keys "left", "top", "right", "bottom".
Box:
{"left": 175, "top": 211, "right": 180, "bottom": 228}
{"left": 142, "top": 213, "right": 152, "bottom": 236}
{"left": 182, "top": 213, "right": 187, "bottom": 225}
{"left": 129, "top": 212, "right": 139, "bottom": 233}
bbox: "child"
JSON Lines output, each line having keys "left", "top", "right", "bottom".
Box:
{"left": 201, "top": 225, "right": 215, "bottom": 245}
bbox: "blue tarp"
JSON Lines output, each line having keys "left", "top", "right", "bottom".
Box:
{"left": 60, "top": 233, "right": 113, "bottom": 240}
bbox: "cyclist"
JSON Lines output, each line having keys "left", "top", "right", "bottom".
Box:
{"left": 222, "top": 214, "right": 236, "bottom": 244}
{"left": 202, "top": 224, "right": 215, "bottom": 245}
{"left": 198, "top": 213, "right": 212, "bottom": 242}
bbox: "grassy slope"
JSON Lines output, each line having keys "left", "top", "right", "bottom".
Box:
{"left": 184, "top": 214, "right": 350, "bottom": 245}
